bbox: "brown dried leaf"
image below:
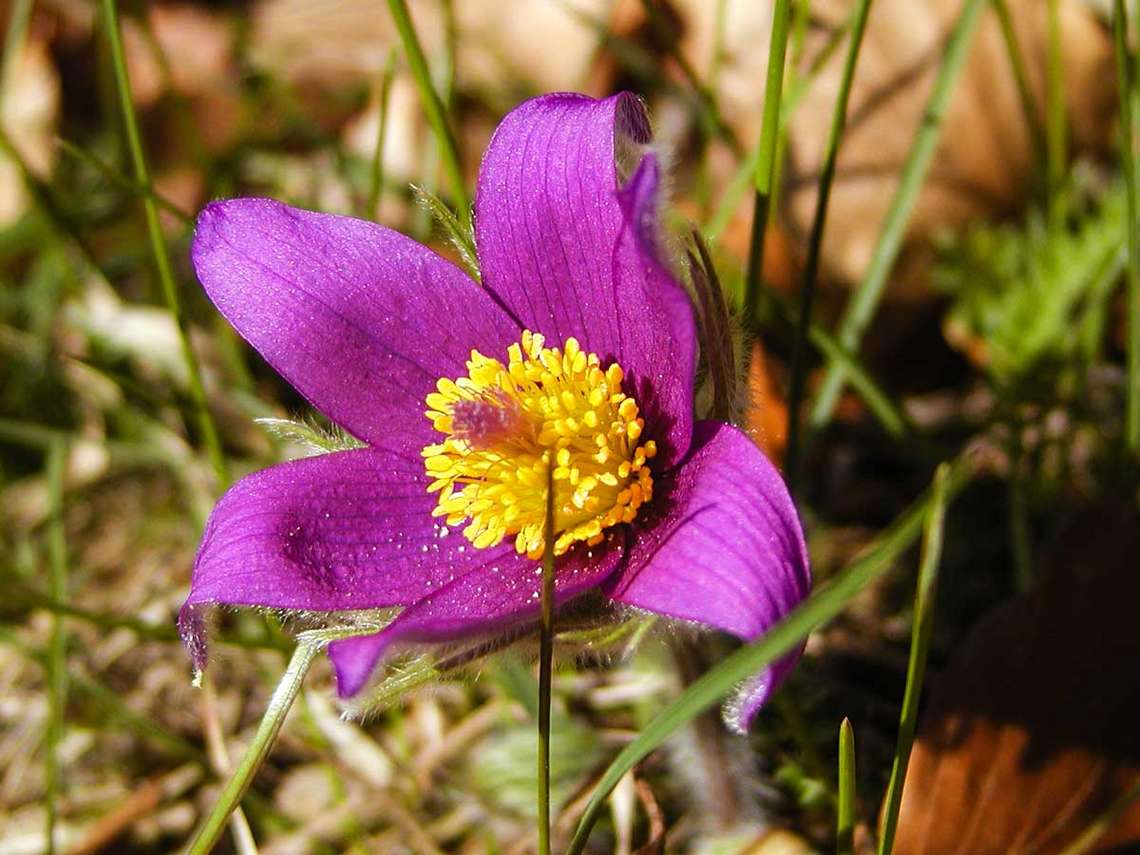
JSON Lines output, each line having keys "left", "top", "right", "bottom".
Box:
{"left": 891, "top": 502, "right": 1140, "bottom": 854}
{"left": 785, "top": 0, "right": 1115, "bottom": 299}
{"left": 249, "top": 0, "right": 623, "bottom": 93}
{"left": 677, "top": 0, "right": 1114, "bottom": 299}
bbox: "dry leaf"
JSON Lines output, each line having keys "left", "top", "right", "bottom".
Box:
{"left": 676, "top": 0, "right": 1114, "bottom": 299}
{"left": 891, "top": 502, "right": 1140, "bottom": 854}
{"left": 122, "top": 5, "right": 233, "bottom": 106}
{"left": 249, "top": 0, "right": 620, "bottom": 92}
{"left": 785, "top": 0, "right": 1115, "bottom": 300}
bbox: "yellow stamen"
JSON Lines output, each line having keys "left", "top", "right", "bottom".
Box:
{"left": 422, "top": 330, "right": 657, "bottom": 559}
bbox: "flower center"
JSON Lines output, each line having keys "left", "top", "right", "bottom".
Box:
{"left": 422, "top": 330, "right": 656, "bottom": 559}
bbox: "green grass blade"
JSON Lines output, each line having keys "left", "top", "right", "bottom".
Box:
{"left": 181, "top": 641, "right": 320, "bottom": 855}
{"left": 386, "top": 0, "right": 470, "bottom": 229}
{"left": 807, "top": 0, "right": 987, "bottom": 431}
{"left": 837, "top": 718, "right": 856, "bottom": 855}
{"left": 5, "top": 582, "right": 289, "bottom": 652}
{"left": 565, "top": 457, "right": 973, "bottom": 855}
{"left": 704, "top": 8, "right": 853, "bottom": 242}
{"left": 744, "top": 0, "right": 792, "bottom": 325}
{"left": 1056, "top": 775, "right": 1140, "bottom": 855}
{"left": 992, "top": 0, "right": 1045, "bottom": 164}
{"left": 99, "top": 0, "right": 229, "bottom": 488}
{"left": 762, "top": 290, "right": 910, "bottom": 439}
{"left": 807, "top": 324, "right": 908, "bottom": 439}
{"left": 44, "top": 439, "right": 69, "bottom": 855}
{"left": 877, "top": 463, "right": 950, "bottom": 855}
{"left": 0, "top": 127, "right": 110, "bottom": 277}
{"left": 1114, "top": 0, "right": 1140, "bottom": 451}
{"left": 56, "top": 136, "right": 192, "bottom": 225}
{"left": 785, "top": 0, "right": 875, "bottom": 487}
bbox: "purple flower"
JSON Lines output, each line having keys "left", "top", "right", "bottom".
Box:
{"left": 179, "top": 92, "right": 810, "bottom": 730}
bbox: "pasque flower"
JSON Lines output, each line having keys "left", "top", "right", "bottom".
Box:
{"left": 179, "top": 92, "right": 810, "bottom": 730}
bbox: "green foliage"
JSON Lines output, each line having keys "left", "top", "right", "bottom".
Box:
{"left": 935, "top": 180, "right": 1125, "bottom": 387}
{"left": 468, "top": 704, "right": 606, "bottom": 819}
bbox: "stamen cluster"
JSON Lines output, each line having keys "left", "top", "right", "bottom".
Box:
{"left": 422, "top": 331, "right": 656, "bottom": 559}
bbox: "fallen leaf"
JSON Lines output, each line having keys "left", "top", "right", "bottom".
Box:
{"left": 784, "top": 0, "right": 1115, "bottom": 300}
{"left": 891, "top": 502, "right": 1140, "bottom": 854}
{"left": 675, "top": 0, "right": 1114, "bottom": 301}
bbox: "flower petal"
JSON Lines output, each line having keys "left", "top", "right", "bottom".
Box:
{"left": 328, "top": 536, "right": 624, "bottom": 697}
{"left": 193, "top": 198, "right": 520, "bottom": 456}
{"left": 604, "top": 421, "right": 811, "bottom": 730}
{"left": 474, "top": 93, "right": 696, "bottom": 465}
{"left": 614, "top": 153, "right": 698, "bottom": 465}
{"left": 178, "top": 447, "right": 517, "bottom": 672}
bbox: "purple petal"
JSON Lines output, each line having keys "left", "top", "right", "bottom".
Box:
{"left": 328, "top": 536, "right": 624, "bottom": 697}
{"left": 474, "top": 93, "right": 696, "bottom": 466}
{"left": 614, "top": 153, "right": 698, "bottom": 465}
{"left": 193, "top": 198, "right": 520, "bottom": 456}
{"left": 604, "top": 421, "right": 811, "bottom": 730}
{"left": 178, "top": 447, "right": 518, "bottom": 672}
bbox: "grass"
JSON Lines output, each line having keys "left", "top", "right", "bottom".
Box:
{"left": 2, "top": 2, "right": 1138, "bottom": 852}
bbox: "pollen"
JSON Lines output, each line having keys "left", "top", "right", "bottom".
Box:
{"left": 422, "top": 330, "right": 657, "bottom": 559}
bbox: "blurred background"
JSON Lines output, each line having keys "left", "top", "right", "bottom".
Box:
{"left": 2, "top": 0, "right": 1139, "bottom": 852}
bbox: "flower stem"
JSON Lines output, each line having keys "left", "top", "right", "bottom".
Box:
{"left": 537, "top": 463, "right": 557, "bottom": 855}
{"left": 743, "top": 0, "right": 792, "bottom": 326}
{"left": 785, "top": 0, "right": 874, "bottom": 489}
{"left": 386, "top": 0, "right": 471, "bottom": 228}
{"left": 181, "top": 642, "right": 320, "bottom": 855}
{"left": 99, "top": 0, "right": 229, "bottom": 488}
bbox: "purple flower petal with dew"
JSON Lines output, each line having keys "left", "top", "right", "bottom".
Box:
{"left": 180, "top": 91, "right": 811, "bottom": 730}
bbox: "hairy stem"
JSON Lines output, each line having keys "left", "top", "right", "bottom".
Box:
{"left": 181, "top": 642, "right": 320, "bottom": 855}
